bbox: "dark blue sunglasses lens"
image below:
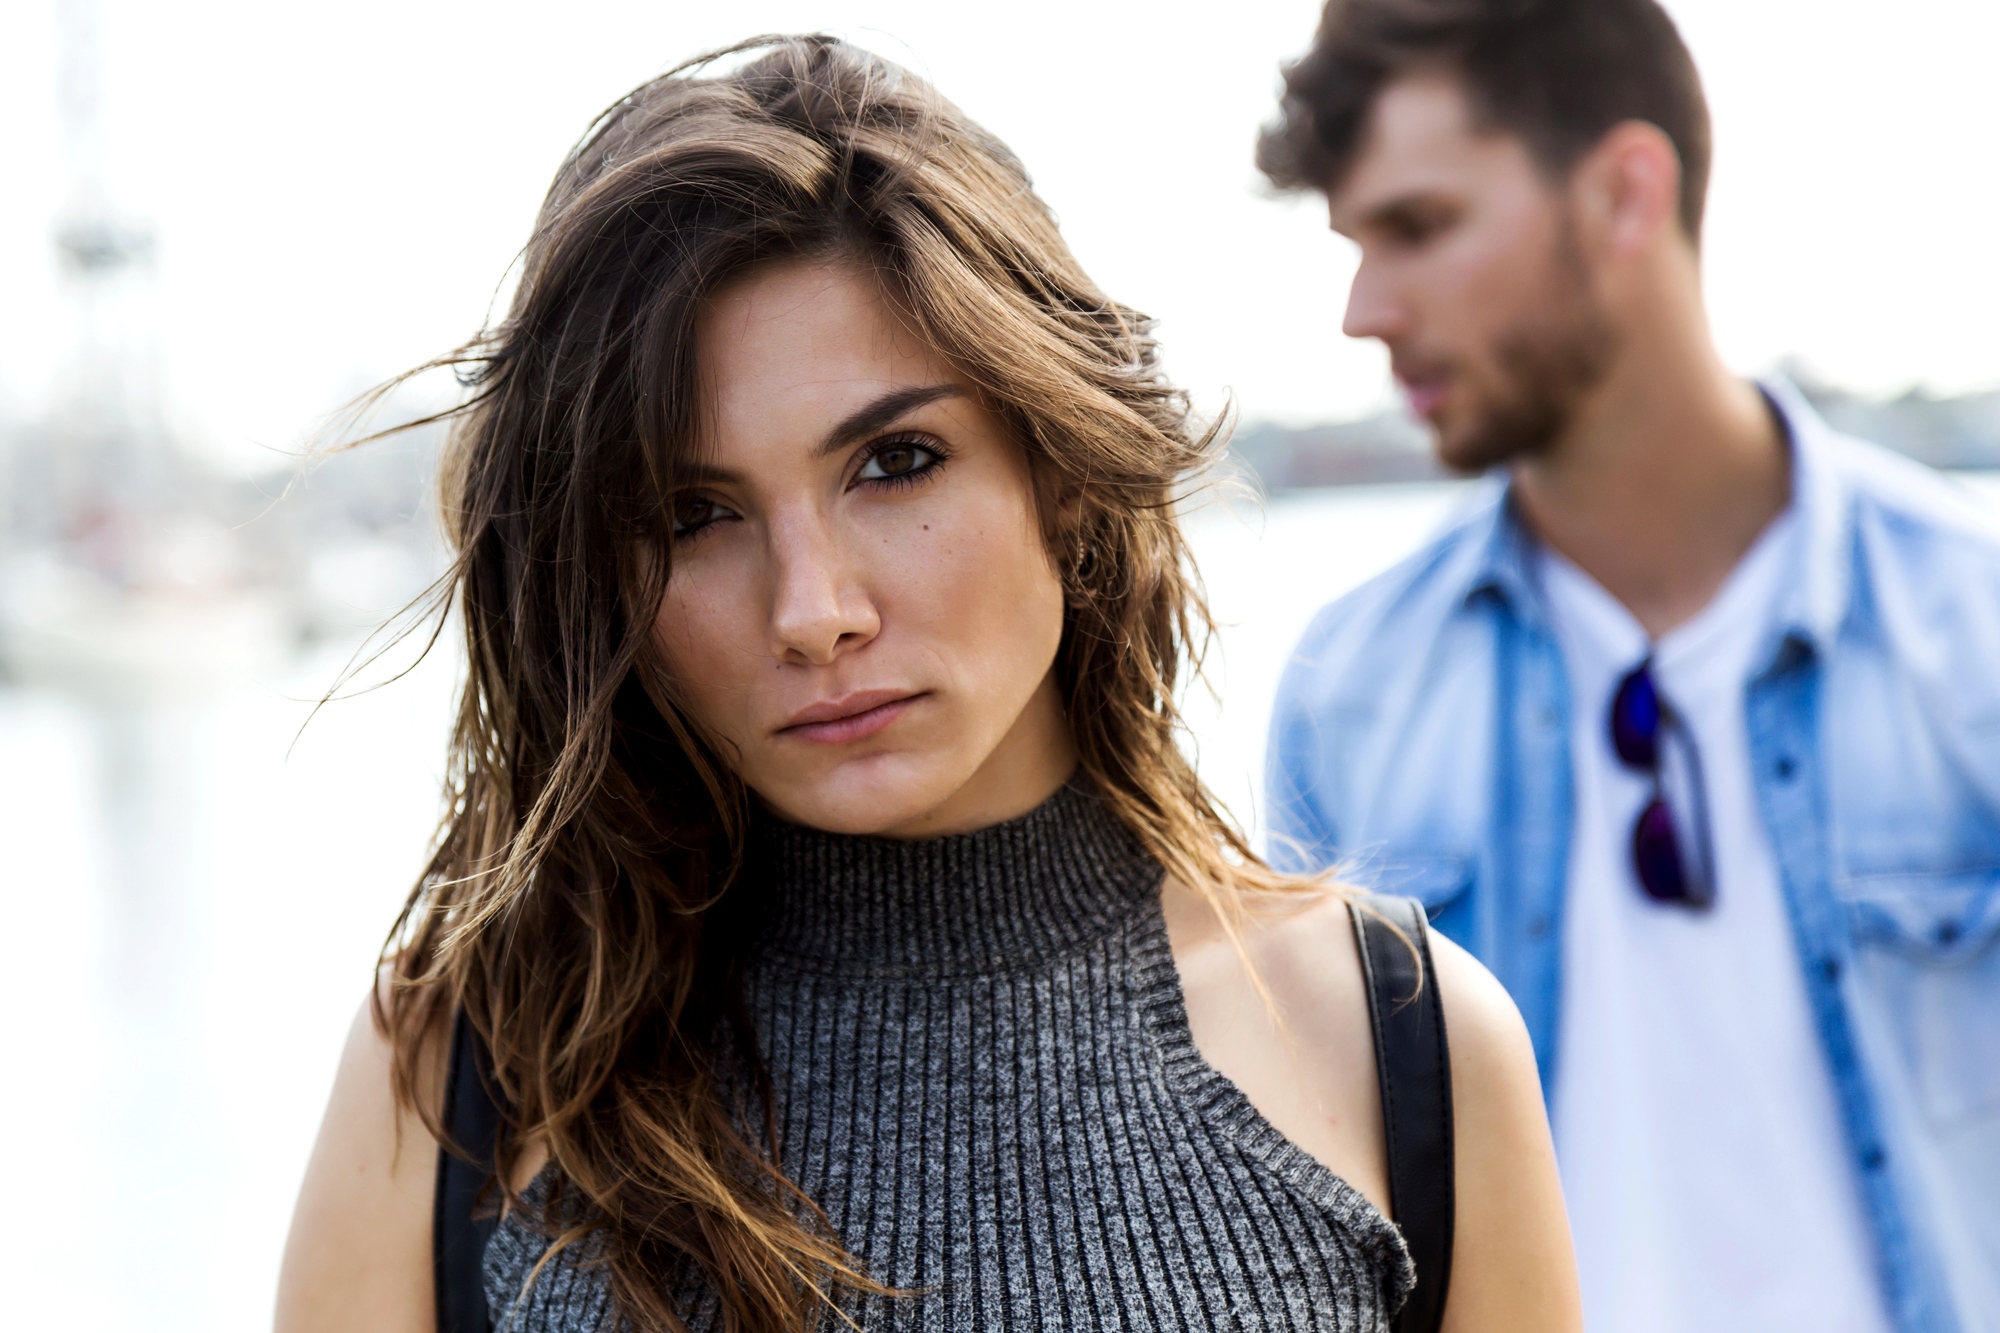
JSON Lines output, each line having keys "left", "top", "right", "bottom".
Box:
{"left": 1611, "top": 665, "right": 1661, "bottom": 768}
{"left": 1632, "top": 798, "right": 1689, "bottom": 903}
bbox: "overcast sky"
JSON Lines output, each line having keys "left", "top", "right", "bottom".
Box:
{"left": 2, "top": 0, "right": 1996, "bottom": 471}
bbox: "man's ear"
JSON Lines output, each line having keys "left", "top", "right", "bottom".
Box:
{"left": 1571, "top": 120, "right": 1684, "bottom": 261}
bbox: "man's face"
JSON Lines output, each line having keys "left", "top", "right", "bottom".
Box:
{"left": 1328, "top": 74, "right": 1617, "bottom": 472}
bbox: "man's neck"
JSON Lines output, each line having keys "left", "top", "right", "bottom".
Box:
{"left": 1512, "top": 334, "right": 1789, "bottom": 640}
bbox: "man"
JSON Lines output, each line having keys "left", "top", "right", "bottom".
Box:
{"left": 1256, "top": 2, "right": 2000, "bottom": 1330}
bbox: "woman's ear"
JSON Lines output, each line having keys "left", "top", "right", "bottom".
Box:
{"left": 1020, "top": 429, "right": 1098, "bottom": 604}
{"left": 1050, "top": 479, "right": 1088, "bottom": 534}
{"left": 1043, "top": 478, "right": 1093, "bottom": 596}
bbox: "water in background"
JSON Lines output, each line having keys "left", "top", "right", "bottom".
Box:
{"left": 5, "top": 474, "right": 1998, "bottom": 1329}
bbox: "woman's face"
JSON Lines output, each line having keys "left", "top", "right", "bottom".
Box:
{"left": 656, "top": 259, "right": 1075, "bottom": 839}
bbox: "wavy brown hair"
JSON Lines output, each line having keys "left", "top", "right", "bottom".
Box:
{"left": 378, "top": 34, "right": 1294, "bottom": 1333}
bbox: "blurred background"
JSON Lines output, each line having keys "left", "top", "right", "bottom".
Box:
{"left": 0, "top": 1, "right": 1995, "bottom": 1326}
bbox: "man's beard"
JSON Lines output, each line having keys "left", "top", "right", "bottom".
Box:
{"left": 1441, "top": 228, "right": 1621, "bottom": 474}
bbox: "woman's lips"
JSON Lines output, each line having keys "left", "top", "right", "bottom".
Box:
{"left": 778, "top": 691, "right": 923, "bottom": 745}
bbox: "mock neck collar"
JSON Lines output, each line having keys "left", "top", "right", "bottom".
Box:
{"left": 744, "top": 781, "right": 1163, "bottom": 978}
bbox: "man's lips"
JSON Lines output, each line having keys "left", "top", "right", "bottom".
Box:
{"left": 777, "top": 689, "right": 924, "bottom": 745}
{"left": 1398, "top": 375, "right": 1451, "bottom": 420}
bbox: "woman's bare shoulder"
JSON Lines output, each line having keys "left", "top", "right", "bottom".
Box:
{"left": 1423, "top": 928, "right": 1542, "bottom": 1101}
{"left": 1422, "top": 931, "right": 1584, "bottom": 1333}
{"left": 1165, "top": 878, "right": 1580, "bottom": 1332}
{"left": 1162, "top": 876, "right": 1388, "bottom": 1212}
{"left": 1204, "top": 887, "right": 1544, "bottom": 1114}
{"left": 274, "top": 984, "right": 442, "bottom": 1333}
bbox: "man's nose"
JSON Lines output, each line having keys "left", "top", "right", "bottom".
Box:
{"left": 1341, "top": 257, "right": 1410, "bottom": 344}
{"left": 767, "top": 511, "right": 880, "bottom": 667}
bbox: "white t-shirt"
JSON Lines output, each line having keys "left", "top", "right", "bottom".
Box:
{"left": 1540, "top": 513, "right": 1890, "bottom": 1333}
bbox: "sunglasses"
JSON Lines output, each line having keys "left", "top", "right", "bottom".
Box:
{"left": 1609, "top": 659, "right": 1716, "bottom": 909}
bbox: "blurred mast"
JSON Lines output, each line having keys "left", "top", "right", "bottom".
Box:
{"left": 47, "top": 0, "right": 165, "bottom": 562}
{"left": 0, "top": 0, "right": 283, "bottom": 699}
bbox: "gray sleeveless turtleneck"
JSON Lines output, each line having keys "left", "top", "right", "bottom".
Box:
{"left": 483, "top": 784, "right": 1412, "bottom": 1330}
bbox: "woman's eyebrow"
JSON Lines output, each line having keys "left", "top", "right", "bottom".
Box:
{"left": 815, "top": 384, "right": 965, "bottom": 458}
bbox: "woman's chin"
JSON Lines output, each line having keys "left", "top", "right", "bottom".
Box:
{"left": 750, "top": 750, "right": 976, "bottom": 839}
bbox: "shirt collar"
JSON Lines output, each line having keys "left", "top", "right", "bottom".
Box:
{"left": 1460, "top": 481, "right": 1550, "bottom": 630}
{"left": 1458, "top": 378, "right": 1853, "bottom": 653}
{"left": 1761, "top": 376, "right": 1853, "bottom": 653}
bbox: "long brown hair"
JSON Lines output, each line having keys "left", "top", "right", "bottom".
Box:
{"left": 379, "top": 34, "right": 1287, "bottom": 1332}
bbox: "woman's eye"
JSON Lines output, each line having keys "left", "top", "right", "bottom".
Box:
{"left": 671, "top": 494, "right": 735, "bottom": 539}
{"left": 855, "top": 439, "right": 942, "bottom": 484}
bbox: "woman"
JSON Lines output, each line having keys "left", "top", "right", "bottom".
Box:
{"left": 276, "top": 36, "right": 1578, "bottom": 1333}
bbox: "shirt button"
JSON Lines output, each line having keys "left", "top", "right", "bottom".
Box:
{"left": 1527, "top": 914, "right": 1551, "bottom": 939}
{"left": 1862, "top": 1147, "right": 1887, "bottom": 1171}
{"left": 1820, "top": 958, "right": 1842, "bottom": 983}
{"left": 1774, "top": 756, "right": 1797, "bottom": 781}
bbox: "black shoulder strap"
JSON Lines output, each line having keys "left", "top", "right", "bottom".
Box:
{"left": 434, "top": 1010, "right": 501, "bottom": 1333}
{"left": 1349, "top": 895, "right": 1456, "bottom": 1333}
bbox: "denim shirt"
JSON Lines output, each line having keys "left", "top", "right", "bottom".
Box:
{"left": 1264, "top": 383, "right": 2000, "bottom": 1333}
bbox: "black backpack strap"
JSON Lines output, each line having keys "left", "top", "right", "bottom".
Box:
{"left": 434, "top": 1010, "right": 501, "bottom": 1333}
{"left": 1349, "top": 895, "right": 1456, "bottom": 1333}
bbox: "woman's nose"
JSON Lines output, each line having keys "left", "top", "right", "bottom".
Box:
{"left": 767, "top": 512, "right": 881, "bottom": 666}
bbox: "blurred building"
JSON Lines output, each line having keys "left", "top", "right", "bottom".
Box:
{"left": 1231, "top": 366, "right": 2000, "bottom": 493}
{"left": 0, "top": 0, "right": 444, "bottom": 703}
{"left": 0, "top": 184, "right": 445, "bottom": 703}
{"left": 0, "top": 396, "right": 444, "bottom": 701}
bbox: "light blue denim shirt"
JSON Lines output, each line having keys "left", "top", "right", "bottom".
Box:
{"left": 1265, "top": 383, "right": 2000, "bottom": 1333}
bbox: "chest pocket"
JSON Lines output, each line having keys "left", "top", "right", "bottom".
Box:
{"left": 1838, "top": 866, "right": 2000, "bottom": 1129}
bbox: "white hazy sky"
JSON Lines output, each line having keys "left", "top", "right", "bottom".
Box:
{"left": 1, "top": 0, "right": 1996, "bottom": 471}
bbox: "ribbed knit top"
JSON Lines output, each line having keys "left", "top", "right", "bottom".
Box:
{"left": 483, "top": 783, "right": 1412, "bottom": 1330}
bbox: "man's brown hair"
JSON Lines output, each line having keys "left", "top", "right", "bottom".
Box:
{"left": 1258, "top": 0, "right": 1713, "bottom": 239}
